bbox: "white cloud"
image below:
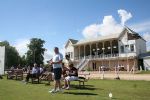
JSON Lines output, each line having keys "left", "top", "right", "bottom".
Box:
{"left": 82, "top": 24, "right": 99, "bottom": 38}
{"left": 82, "top": 15, "right": 123, "bottom": 38}
{"left": 99, "top": 16, "right": 123, "bottom": 36}
{"left": 82, "top": 9, "right": 132, "bottom": 39}
{"left": 118, "top": 9, "right": 132, "bottom": 26}
{"left": 13, "top": 39, "right": 29, "bottom": 56}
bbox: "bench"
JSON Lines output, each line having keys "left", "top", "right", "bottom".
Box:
{"left": 15, "top": 69, "right": 23, "bottom": 80}
{"left": 31, "top": 74, "right": 40, "bottom": 84}
{"left": 75, "top": 77, "right": 87, "bottom": 87}
{"left": 39, "top": 72, "right": 53, "bottom": 85}
{"left": 7, "top": 69, "right": 23, "bottom": 80}
{"left": 75, "top": 72, "right": 90, "bottom": 87}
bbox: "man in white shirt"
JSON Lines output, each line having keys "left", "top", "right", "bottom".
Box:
{"left": 39, "top": 64, "right": 44, "bottom": 74}
{"left": 25, "top": 63, "right": 39, "bottom": 83}
{"left": 49, "top": 47, "right": 63, "bottom": 93}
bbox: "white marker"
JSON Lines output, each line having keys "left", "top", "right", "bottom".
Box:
{"left": 109, "top": 92, "right": 112, "bottom": 99}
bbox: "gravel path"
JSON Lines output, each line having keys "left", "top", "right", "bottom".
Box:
{"left": 79, "top": 71, "right": 150, "bottom": 81}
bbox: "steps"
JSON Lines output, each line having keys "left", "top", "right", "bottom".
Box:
{"left": 77, "top": 59, "right": 90, "bottom": 71}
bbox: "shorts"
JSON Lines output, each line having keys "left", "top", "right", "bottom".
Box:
{"left": 53, "top": 68, "right": 62, "bottom": 80}
{"left": 65, "top": 76, "right": 78, "bottom": 81}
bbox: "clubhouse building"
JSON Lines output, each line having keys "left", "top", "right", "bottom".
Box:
{"left": 65, "top": 27, "right": 147, "bottom": 72}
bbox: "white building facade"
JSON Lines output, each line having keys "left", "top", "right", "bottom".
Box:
{"left": 0, "top": 46, "right": 5, "bottom": 75}
{"left": 65, "top": 27, "right": 146, "bottom": 71}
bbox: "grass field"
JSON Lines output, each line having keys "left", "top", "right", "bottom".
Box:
{"left": 0, "top": 77, "right": 150, "bottom": 100}
{"left": 136, "top": 71, "right": 150, "bottom": 74}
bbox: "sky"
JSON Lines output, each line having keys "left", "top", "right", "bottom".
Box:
{"left": 0, "top": 0, "right": 150, "bottom": 62}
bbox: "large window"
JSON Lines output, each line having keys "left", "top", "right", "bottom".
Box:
{"left": 120, "top": 45, "right": 124, "bottom": 53}
{"left": 130, "top": 44, "right": 134, "bottom": 52}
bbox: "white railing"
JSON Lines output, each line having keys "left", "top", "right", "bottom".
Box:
{"left": 78, "top": 59, "right": 90, "bottom": 71}
{"left": 76, "top": 58, "right": 85, "bottom": 68}
{"left": 75, "top": 53, "right": 119, "bottom": 60}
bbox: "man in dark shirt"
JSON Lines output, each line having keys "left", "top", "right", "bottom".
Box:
{"left": 63, "top": 63, "right": 78, "bottom": 90}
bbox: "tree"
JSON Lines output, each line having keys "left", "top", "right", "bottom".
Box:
{"left": 26, "top": 38, "right": 45, "bottom": 65}
{"left": 20, "top": 55, "right": 27, "bottom": 66}
{"left": 0, "top": 41, "right": 21, "bottom": 68}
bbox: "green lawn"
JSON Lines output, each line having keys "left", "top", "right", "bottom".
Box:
{"left": 0, "top": 77, "right": 150, "bottom": 100}
{"left": 136, "top": 71, "right": 150, "bottom": 74}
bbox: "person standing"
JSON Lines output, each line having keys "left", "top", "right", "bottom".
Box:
{"left": 39, "top": 64, "right": 44, "bottom": 75}
{"left": 63, "top": 55, "right": 72, "bottom": 69}
{"left": 49, "top": 47, "right": 63, "bottom": 93}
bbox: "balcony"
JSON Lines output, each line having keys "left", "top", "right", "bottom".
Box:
{"left": 74, "top": 53, "right": 119, "bottom": 60}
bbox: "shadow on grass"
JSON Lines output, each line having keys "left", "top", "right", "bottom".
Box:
{"left": 64, "top": 92, "right": 98, "bottom": 96}
{"left": 70, "top": 84, "right": 104, "bottom": 91}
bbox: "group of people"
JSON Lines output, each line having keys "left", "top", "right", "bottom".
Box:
{"left": 49, "top": 47, "right": 78, "bottom": 93}
{"left": 7, "top": 46, "right": 78, "bottom": 93}
{"left": 24, "top": 63, "right": 44, "bottom": 83}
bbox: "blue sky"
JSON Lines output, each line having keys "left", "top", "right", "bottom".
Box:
{"left": 0, "top": 0, "right": 150, "bottom": 60}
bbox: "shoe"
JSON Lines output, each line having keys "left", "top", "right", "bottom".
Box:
{"left": 65, "top": 87, "right": 70, "bottom": 90}
{"left": 48, "top": 89, "right": 57, "bottom": 93}
{"left": 56, "top": 88, "right": 63, "bottom": 93}
{"left": 62, "top": 86, "right": 67, "bottom": 89}
{"left": 22, "top": 80, "right": 27, "bottom": 84}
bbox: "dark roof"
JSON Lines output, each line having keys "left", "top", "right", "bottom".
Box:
{"left": 69, "top": 39, "right": 78, "bottom": 44}
{"left": 139, "top": 52, "right": 150, "bottom": 58}
{"left": 125, "top": 26, "right": 146, "bottom": 41}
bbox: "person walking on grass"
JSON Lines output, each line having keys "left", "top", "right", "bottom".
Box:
{"left": 49, "top": 47, "right": 63, "bottom": 93}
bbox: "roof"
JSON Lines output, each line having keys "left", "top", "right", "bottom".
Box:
{"left": 74, "top": 33, "right": 120, "bottom": 45}
{"left": 65, "top": 26, "right": 145, "bottom": 46}
{"left": 69, "top": 39, "right": 78, "bottom": 44}
{"left": 65, "top": 39, "right": 78, "bottom": 48}
{"left": 124, "top": 26, "right": 146, "bottom": 41}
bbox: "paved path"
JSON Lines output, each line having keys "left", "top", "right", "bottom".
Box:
{"left": 79, "top": 71, "right": 150, "bottom": 81}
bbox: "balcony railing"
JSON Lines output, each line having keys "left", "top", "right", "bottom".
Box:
{"left": 74, "top": 53, "right": 119, "bottom": 60}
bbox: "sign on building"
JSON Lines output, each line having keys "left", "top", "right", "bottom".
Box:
{"left": 0, "top": 46, "right": 5, "bottom": 75}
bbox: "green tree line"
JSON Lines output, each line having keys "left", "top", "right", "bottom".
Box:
{"left": 0, "top": 38, "right": 46, "bottom": 68}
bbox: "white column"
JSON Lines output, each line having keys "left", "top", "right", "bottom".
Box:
{"left": 102, "top": 42, "right": 105, "bottom": 58}
{"left": 79, "top": 46, "right": 80, "bottom": 60}
{"left": 84, "top": 45, "right": 85, "bottom": 59}
{"left": 90, "top": 44, "right": 92, "bottom": 58}
{"left": 96, "top": 43, "right": 98, "bottom": 57}
{"left": 110, "top": 41, "right": 112, "bottom": 57}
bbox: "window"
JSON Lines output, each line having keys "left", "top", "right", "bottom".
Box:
{"left": 130, "top": 44, "right": 134, "bottom": 52}
{"left": 120, "top": 46, "right": 124, "bottom": 53}
{"left": 125, "top": 45, "right": 129, "bottom": 48}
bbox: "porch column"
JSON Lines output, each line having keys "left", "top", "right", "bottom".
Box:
{"left": 102, "top": 42, "right": 105, "bottom": 58}
{"left": 96, "top": 43, "right": 98, "bottom": 57}
{"left": 84, "top": 45, "right": 86, "bottom": 59}
{"left": 90, "top": 44, "right": 92, "bottom": 58}
{"left": 110, "top": 41, "right": 112, "bottom": 57}
{"left": 79, "top": 46, "right": 80, "bottom": 60}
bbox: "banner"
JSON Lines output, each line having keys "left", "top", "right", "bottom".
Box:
{"left": 0, "top": 46, "right": 5, "bottom": 75}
